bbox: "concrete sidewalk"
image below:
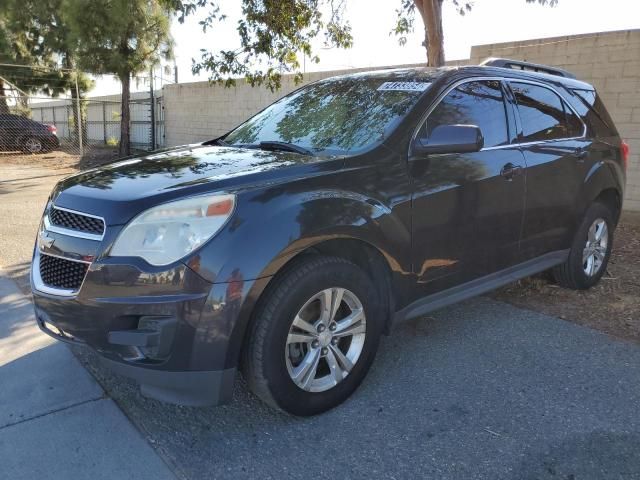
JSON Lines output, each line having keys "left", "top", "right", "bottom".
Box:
{"left": 0, "top": 273, "right": 176, "bottom": 480}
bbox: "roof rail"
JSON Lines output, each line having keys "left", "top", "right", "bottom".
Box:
{"left": 480, "top": 58, "right": 577, "bottom": 80}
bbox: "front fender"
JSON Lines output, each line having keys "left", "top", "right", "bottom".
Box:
{"left": 189, "top": 185, "right": 412, "bottom": 370}
{"left": 188, "top": 186, "right": 411, "bottom": 285}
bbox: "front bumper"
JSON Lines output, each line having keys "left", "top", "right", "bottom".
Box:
{"left": 32, "top": 258, "right": 261, "bottom": 406}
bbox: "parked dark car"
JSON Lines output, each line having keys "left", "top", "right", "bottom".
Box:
{"left": 31, "top": 59, "right": 627, "bottom": 415}
{"left": 0, "top": 113, "right": 60, "bottom": 153}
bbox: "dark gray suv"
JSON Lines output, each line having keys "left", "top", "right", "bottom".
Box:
{"left": 32, "top": 59, "right": 627, "bottom": 415}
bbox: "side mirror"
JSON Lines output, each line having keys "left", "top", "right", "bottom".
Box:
{"left": 412, "top": 124, "right": 484, "bottom": 156}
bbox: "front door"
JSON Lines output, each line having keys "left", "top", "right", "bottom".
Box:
{"left": 410, "top": 79, "right": 526, "bottom": 295}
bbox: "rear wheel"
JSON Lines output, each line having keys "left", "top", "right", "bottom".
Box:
{"left": 22, "top": 136, "right": 44, "bottom": 154}
{"left": 553, "top": 202, "right": 614, "bottom": 290}
{"left": 242, "top": 256, "right": 381, "bottom": 416}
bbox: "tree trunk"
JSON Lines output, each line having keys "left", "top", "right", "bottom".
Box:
{"left": 119, "top": 72, "right": 131, "bottom": 156}
{"left": 0, "top": 79, "right": 10, "bottom": 115}
{"left": 415, "top": 0, "right": 446, "bottom": 67}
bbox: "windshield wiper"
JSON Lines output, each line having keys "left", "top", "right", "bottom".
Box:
{"left": 257, "top": 141, "right": 314, "bottom": 156}
{"left": 203, "top": 137, "right": 230, "bottom": 146}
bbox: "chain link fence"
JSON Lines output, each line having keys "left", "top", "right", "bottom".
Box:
{"left": 1, "top": 66, "right": 163, "bottom": 170}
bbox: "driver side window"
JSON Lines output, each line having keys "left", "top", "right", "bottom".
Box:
{"left": 421, "top": 80, "right": 509, "bottom": 149}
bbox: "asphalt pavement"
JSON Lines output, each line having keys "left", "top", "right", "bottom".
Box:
{"left": 0, "top": 162, "right": 73, "bottom": 292}
{"left": 78, "top": 297, "right": 640, "bottom": 480}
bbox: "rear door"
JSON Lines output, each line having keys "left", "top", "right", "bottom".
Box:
{"left": 507, "top": 81, "right": 590, "bottom": 259}
{"left": 410, "top": 79, "right": 526, "bottom": 295}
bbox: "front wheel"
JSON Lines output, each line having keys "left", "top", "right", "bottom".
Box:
{"left": 553, "top": 202, "right": 614, "bottom": 290}
{"left": 242, "top": 256, "right": 382, "bottom": 416}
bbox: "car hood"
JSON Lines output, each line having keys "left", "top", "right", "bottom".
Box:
{"left": 52, "top": 144, "right": 337, "bottom": 225}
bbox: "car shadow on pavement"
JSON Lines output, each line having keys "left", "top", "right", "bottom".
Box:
{"left": 71, "top": 297, "right": 640, "bottom": 480}
{"left": 2, "top": 262, "right": 32, "bottom": 295}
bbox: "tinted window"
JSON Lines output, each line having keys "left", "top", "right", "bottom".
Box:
{"left": 565, "top": 107, "right": 584, "bottom": 138}
{"left": 224, "top": 76, "right": 431, "bottom": 156}
{"left": 511, "top": 82, "right": 572, "bottom": 142}
{"left": 571, "top": 89, "right": 618, "bottom": 137}
{"left": 425, "top": 80, "right": 508, "bottom": 148}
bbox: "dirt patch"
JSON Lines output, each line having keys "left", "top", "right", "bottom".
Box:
{"left": 494, "top": 220, "right": 640, "bottom": 343}
{"left": 0, "top": 146, "right": 122, "bottom": 171}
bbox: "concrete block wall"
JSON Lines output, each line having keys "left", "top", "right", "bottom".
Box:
{"left": 163, "top": 29, "right": 640, "bottom": 211}
{"left": 470, "top": 29, "right": 640, "bottom": 211}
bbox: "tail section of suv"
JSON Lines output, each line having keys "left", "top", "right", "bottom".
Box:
{"left": 31, "top": 60, "right": 626, "bottom": 415}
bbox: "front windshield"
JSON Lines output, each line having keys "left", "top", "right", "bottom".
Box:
{"left": 224, "top": 76, "right": 431, "bottom": 156}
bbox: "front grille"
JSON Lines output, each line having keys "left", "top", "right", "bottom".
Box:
{"left": 49, "top": 207, "right": 104, "bottom": 236}
{"left": 39, "top": 254, "right": 89, "bottom": 290}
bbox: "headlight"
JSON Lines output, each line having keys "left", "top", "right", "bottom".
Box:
{"left": 110, "top": 194, "right": 235, "bottom": 266}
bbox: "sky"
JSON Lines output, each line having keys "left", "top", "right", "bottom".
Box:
{"left": 90, "top": 0, "right": 640, "bottom": 96}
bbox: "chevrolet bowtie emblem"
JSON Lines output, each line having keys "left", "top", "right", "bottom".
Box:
{"left": 39, "top": 231, "right": 55, "bottom": 249}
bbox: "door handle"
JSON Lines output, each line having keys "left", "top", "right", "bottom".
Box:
{"left": 573, "top": 148, "right": 588, "bottom": 162}
{"left": 500, "top": 163, "right": 523, "bottom": 180}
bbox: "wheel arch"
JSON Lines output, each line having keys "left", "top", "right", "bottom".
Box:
{"left": 594, "top": 188, "right": 622, "bottom": 225}
{"left": 580, "top": 159, "right": 624, "bottom": 225}
{"left": 229, "top": 236, "right": 397, "bottom": 371}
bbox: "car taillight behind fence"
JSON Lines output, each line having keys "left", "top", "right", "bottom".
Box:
{"left": 621, "top": 141, "right": 630, "bottom": 171}
{"left": 46, "top": 124, "right": 57, "bottom": 135}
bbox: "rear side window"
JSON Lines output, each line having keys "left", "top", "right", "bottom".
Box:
{"left": 564, "top": 107, "right": 584, "bottom": 138}
{"left": 510, "top": 82, "right": 581, "bottom": 142}
{"left": 571, "top": 89, "right": 618, "bottom": 137}
{"left": 425, "top": 80, "right": 509, "bottom": 148}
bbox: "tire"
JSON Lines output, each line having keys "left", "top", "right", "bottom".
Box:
{"left": 553, "top": 202, "right": 614, "bottom": 290}
{"left": 22, "top": 136, "right": 44, "bottom": 154}
{"left": 242, "top": 256, "right": 382, "bottom": 416}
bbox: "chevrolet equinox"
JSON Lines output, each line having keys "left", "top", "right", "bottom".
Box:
{"left": 32, "top": 59, "right": 628, "bottom": 415}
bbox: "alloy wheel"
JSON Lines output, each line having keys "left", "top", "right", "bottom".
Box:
{"left": 582, "top": 218, "right": 608, "bottom": 277}
{"left": 285, "top": 287, "right": 366, "bottom": 393}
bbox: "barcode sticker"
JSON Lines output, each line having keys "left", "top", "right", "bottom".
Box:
{"left": 377, "top": 81, "right": 431, "bottom": 92}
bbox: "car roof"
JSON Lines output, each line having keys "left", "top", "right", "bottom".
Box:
{"left": 458, "top": 65, "right": 595, "bottom": 90}
{"left": 323, "top": 64, "right": 594, "bottom": 91}
{"left": 322, "top": 66, "right": 450, "bottom": 83}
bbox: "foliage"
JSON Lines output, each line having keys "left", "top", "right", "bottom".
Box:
{"left": 0, "top": 0, "right": 92, "bottom": 97}
{"left": 64, "top": 0, "right": 174, "bottom": 79}
{"left": 178, "top": 0, "right": 559, "bottom": 85}
{"left": 392, "top": 0, "right": 558, "bottom": 51}
{"left": 172, "top": 0, "right": 353, "bottom": 91}
{"left": 64, "top": 0, "right": 174, "bottom": 155}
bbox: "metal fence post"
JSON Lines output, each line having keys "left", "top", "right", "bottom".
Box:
{"left": 74, "top": 72, "right": 83, "bottom": 155}
{"left": 102, "top": 102, "right": 107, "bottom": 144}
{"left": 66, "top": 105, "right": 70, "bottom": 140}
{"left": 149, "top": 68, "right": 155, "bottom": 151}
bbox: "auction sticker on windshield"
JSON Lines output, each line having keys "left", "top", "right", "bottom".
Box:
{"left": 377, "top": 82, "right": 431, "bottom": 92}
